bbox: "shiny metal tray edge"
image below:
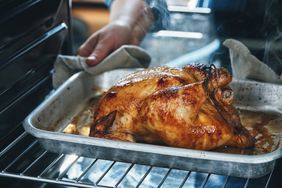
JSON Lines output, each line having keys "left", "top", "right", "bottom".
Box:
{"left": 23, "top": 69, "right": 282, "bottom": 178}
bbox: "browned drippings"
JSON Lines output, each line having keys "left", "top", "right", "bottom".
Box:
{"left": 215, "top": 110, "right": 282, "bottom": 155}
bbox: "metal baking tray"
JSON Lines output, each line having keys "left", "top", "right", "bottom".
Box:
{"left": 23, "top": 69, "right": 282, "bottom": 178}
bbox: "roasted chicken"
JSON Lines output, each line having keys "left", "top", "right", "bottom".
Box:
{"left": 89, "top": 64, "right": 254, "bottom": 150}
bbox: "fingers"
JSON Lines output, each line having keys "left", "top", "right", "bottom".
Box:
{"left": 77, "top": 23, "right": 133, "bottom": 66}
{"left": 78, "top": 33, "right": 99, "bottom": 57}
{"left": 78, "top": 32, "right": 113, "bottom": 66}
{"left": 86, "top": 40, "right": 114, "bottom": 66}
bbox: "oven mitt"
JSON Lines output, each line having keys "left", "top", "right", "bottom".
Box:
{"left": 52, "top": 45, "right": 151, "bottom": 89}
{"left": 223, "top": 39, "right": 282, "bottom": 84}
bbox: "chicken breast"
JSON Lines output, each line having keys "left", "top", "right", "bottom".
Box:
{"left": 89, "top": 64, "right": 254, "bottom": 150}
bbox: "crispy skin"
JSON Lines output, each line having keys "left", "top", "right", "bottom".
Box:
{"left": 90, "top": 65, "right": 254, "bottom": 150}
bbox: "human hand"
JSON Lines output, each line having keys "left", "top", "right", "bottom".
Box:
{"left": 78, "top": 21, "right": 134, "bottom": 66}
{"left": 78, "top": 17, "right": 153, "bottom": 66}
{"left": 78, "top": 0, "right": 154, "bottom": 66}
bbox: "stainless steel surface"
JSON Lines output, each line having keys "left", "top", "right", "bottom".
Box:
{"left": 23, "top": 69, "right": 282, "bottom": 178}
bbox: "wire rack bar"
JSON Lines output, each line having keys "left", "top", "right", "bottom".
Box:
{"left": 38, "top": 154, "right": 65, "bottom": 177}
{"left": 96, "top": 161, "right": 116, "bottom": 186}
{"left": 244, "top": 178, "right": 250, "bottom": 188}
{"left": 223, "top": 176, "right": 230, "bottom": 188}
{"left": 157, "top": 168, "right": 172, "bottom": 188}
{"left": 200, "top": 173, "right": 211, "bottom": 188}
{"left": 0, "top": 172, "right": 102, "bottom": 188}
{"left": 0, "top": 132, "right": 28, "bottom": 158}
{"left": 136, "top": 166, "right": 153, "bottom": 188}
{"left": 115, "top": 163, "right": 134, "bottom": 187}
{"left": 21, "top": 150, "right": 48, "bottom": 175}
{"left": 2, "top": 140, "right": 38, "bottom": 172}
{"left": 76, "top": 158, "right": 98, "bottom": 182}
{"left": 265, "top": 167, "right": 274, "bottom": 188}
{"left": 179, "top": 171, "right": 191, "bottom": 188}
{"left": 56, "top": 155, "right": 80, "bottom": 180}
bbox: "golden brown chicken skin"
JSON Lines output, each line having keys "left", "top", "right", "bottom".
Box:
{"left": 90, "top": 65, "right": 254, "bottom": 150}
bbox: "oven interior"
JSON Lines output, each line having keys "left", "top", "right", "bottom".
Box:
{"left": 0, "top": 0, "right": 281, "bottom": 187}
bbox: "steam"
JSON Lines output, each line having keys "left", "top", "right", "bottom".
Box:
{"left": 262, "top": 0, "right": 282, "bottom": 75}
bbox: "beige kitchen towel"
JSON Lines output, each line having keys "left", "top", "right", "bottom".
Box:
{"left": 223, "top": 39, "right": 282, "bottom": 84}
{"left": 53, "top": 45, "right": 151, "bottom": 89}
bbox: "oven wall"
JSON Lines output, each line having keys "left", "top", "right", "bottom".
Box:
{"left": 0, "top": 0, "right": 73, "bottom": 138}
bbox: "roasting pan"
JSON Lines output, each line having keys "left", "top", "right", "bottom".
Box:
{"left": 23, "top": 69, "right": 282, "bottom": 178}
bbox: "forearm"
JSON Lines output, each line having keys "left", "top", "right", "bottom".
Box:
{"left": 109, "top": 0, "right": 154, "bottom": 33}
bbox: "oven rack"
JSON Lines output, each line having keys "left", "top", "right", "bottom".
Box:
{"left": 0, "top": 127, "right": 277, "bottom": 188}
